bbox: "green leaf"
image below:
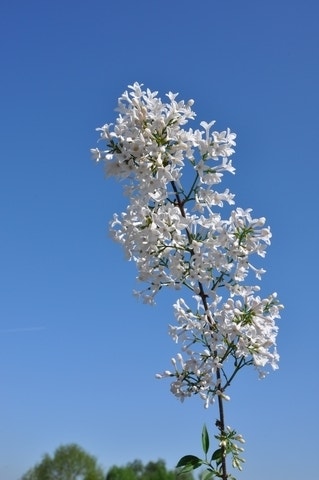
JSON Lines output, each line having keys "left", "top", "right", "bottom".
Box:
{"left": 211, "top": 448, "right": 223, "bottom": 464}
{"left": 201, "top": 469, "right": 216, "bottom": 480}
{"left": 201, "top": 425, "right": 210, "bottom": 455}
{"left": 176, "top": 455, "right": 203, "bottom": 472}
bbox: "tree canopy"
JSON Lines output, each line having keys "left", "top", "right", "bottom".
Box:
{"left": 21, "top": 446, "right": 193, "bottom": 480}
{"left": 21, "top": 443, "right": 105, "bottom": 480}
{"left": 106, "top": 459, "right": 193, "bottom": 480}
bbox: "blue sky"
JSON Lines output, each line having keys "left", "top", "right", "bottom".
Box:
{"left": 1, "top": 0, "right": 318, "bottom": 478}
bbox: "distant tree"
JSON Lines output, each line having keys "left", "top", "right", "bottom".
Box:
{"left": 106, "top": 460, "right": 193, "bottom": 480}
{"left": 142, "top": 460, "right": 175, "bottom": 480}
{"left": 21, "top": 443, "right": 105, "bottom": 480}
{"left": 106, "top": 465, "right": 137, "bottom": 480}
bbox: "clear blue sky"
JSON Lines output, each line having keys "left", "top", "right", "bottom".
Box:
{"left": 1, "top": 1, "right": 318, "bottom": 479}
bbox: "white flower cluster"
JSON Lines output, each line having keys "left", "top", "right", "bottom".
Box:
{"left": 93, "top": 83, "right": 283, "bottom": 407}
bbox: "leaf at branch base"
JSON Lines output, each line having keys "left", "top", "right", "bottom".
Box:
{"left": 201, "top": 469, "right": 216, "bottom": 480}
{"left": 176, "top": 455, "right": 203, "bottom": 472}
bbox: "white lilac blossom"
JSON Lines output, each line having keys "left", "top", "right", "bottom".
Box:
{"left": 93, "top": 82, "right": 283, "bottom": 407}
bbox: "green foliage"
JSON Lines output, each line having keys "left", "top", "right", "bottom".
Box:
{"left": 106, "top": 459, "right": 193, "bottom": 480}
{"left": 176, "top": 456, "right": 203, "bottom": 473}
{"left": 201, "top": 425, "right": 209, "bottom": 456}
{"left": 21, "top": 443, "right": 105, "bottom": 480}
{"left": 176, "top": 425, "right": 245, "bottom": 479}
